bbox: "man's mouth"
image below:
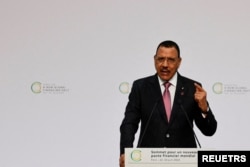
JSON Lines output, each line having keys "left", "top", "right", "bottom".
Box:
{"left": 161, "top": 69, "right": 170, "bottom": 75}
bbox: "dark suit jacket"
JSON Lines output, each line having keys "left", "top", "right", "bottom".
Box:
{"left": 120, "top": 73, "right": 217, "bottom": 154}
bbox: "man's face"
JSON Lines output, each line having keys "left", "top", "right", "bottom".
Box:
{"left": 154, "top": 46, "right": 182, "bottom": 81}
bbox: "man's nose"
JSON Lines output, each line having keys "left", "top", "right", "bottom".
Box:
{"left": 162, "top": 59, "right": 169, "bottom": 66}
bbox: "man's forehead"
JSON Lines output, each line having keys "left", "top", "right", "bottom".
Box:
{"left": 156, "top": 48, "right": 178, "bottom": 56}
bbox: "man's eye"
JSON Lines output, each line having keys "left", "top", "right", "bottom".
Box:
{"left": 168, "top": 58, "right": 175, "bottom": 62}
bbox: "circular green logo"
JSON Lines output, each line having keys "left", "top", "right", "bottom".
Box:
{"left": 130, "top": 150, "right": 141, "bottom": 162}
{"left": 213, "top": 82, "right": 223, "bottom": 94}
{"left": 31, "top": 82, "right": 42, "bottom": 94}
{"left": 119, "top": 82, "right": 130, "bottom": 94}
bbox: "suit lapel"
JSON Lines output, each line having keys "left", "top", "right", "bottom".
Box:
{"left": 169, "top": 74, "right": 186, "bottom": 124}
{"left": 149, "top": 74, "right": 168, "bottom": 122}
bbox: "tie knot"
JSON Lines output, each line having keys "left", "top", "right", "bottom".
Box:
{"left": 164, "top": 82, "right": 171, "bottom": 89}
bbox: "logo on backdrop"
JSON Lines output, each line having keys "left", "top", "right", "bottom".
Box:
{"left": 31, "top": 81, "right": 69, "bottom": 94}
{"left": 31, "top": 82, "right": 42, "bottom": 94}
{"left": 212, "top": 82, "right": 250, "bottom": 95}
{"left": 119, "top": 82, "right": 131, "bottom": 94}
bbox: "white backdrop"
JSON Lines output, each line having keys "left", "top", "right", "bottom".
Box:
{"left": 1, "top": 0, "right": 250, "bottom": 166}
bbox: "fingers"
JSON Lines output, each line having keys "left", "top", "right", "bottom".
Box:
{"left": 194, "top": 83, "right": 208, "bottom": 111}
{"left": 194, "top": 83, "right": 204, "bottom": 99}
{"left": 119, "top": 154, "right": 125, "bottom": 167}
{"left": 194, "top": 83, "right": 204, "bottom": 92}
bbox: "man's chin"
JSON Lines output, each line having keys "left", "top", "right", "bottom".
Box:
{"left": 159, "top": 74, "right": 171, "bottom": 81}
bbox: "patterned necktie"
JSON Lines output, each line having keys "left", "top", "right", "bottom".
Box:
{"left": 163, "top": 82, "right": 171, "bottom": 122}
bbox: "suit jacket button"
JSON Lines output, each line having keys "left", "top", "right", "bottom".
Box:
{"left": 166, "top": 133, "right": 170, "bottom": 138}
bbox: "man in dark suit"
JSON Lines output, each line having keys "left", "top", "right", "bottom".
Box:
{"left": 119, "top": 40, "right": 217, "bottom": 167}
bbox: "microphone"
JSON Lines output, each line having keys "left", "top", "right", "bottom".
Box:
{"left": 178, "top": 99, "right": 202, "bottom": 148}
{"left": 137, "top": 99, "right": 160, "bottom": 147}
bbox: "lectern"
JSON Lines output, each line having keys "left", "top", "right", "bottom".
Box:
{"left": 125, "top": 148, "right": 198, "bottom": 167}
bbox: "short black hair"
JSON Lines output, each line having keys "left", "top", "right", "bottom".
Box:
{"left": 156, "top": 40, "right": 180, "bottom": 57}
